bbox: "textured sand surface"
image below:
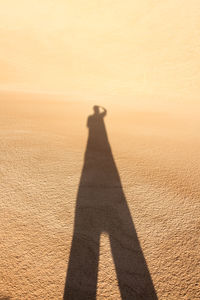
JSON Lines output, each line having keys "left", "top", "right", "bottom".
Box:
{"left": 1, "top": 0, "right": 200, "bottom": 299}
{"left": 0, "top": 92, "right": 199, "bottom": 299}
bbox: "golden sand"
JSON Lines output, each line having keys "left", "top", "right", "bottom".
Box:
{"left": 0, "top": 0, "right": 200, "bottom": 298}
{"left": 0, "top": 92, "right": 199, "bottom": 299}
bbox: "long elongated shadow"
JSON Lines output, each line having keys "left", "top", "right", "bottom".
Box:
{"left": 64, "top": 106, "right": 157, "bottom": 300}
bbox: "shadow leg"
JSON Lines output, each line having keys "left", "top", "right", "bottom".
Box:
{"left": 109, "top": 213, "right": 157, "bottom": 300}
{"left": 64, "top": 227, "right": 100, "bottom": 300}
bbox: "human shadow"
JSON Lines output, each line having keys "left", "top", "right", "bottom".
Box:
{"left": 64, "top": 106, "right": 157, "bottom": 300}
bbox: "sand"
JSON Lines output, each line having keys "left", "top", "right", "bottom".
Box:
{"left": 0, "top": 91, "right": 199, "bottom": 299}
{"left": 1, "top": 0, "right": 200, "bottom": 298}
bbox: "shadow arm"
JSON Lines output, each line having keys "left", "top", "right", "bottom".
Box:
{"left": 100, "top": 106, "right": 107, "bottom": 117}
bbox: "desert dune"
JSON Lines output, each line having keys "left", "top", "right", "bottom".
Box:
{"left": 0, "top": 0, "right": 200, "bottom": 299}
{"left": 0, "top": 92, "right": 199, "bottom": 299}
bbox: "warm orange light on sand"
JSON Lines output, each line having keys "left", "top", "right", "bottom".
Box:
{"left": 1, "top": 2, "right": 200, "bottom": 300}
{"left": 1, "top": 0, "right": 200, "bottom": 98}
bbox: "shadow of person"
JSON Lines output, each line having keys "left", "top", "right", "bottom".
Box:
{"left": 64, "top": 106, "right": 157, "bottom": 300}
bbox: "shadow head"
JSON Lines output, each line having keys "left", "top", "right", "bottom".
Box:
{"left": 93, "top": 105, "right": 100, "bottom": 114}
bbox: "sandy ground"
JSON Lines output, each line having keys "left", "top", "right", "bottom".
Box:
{"left": 1, "top": 0, "right": 200, "bottom": 299}
{"left": 0, "top": 91, "right": 199, "bottom": 299}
